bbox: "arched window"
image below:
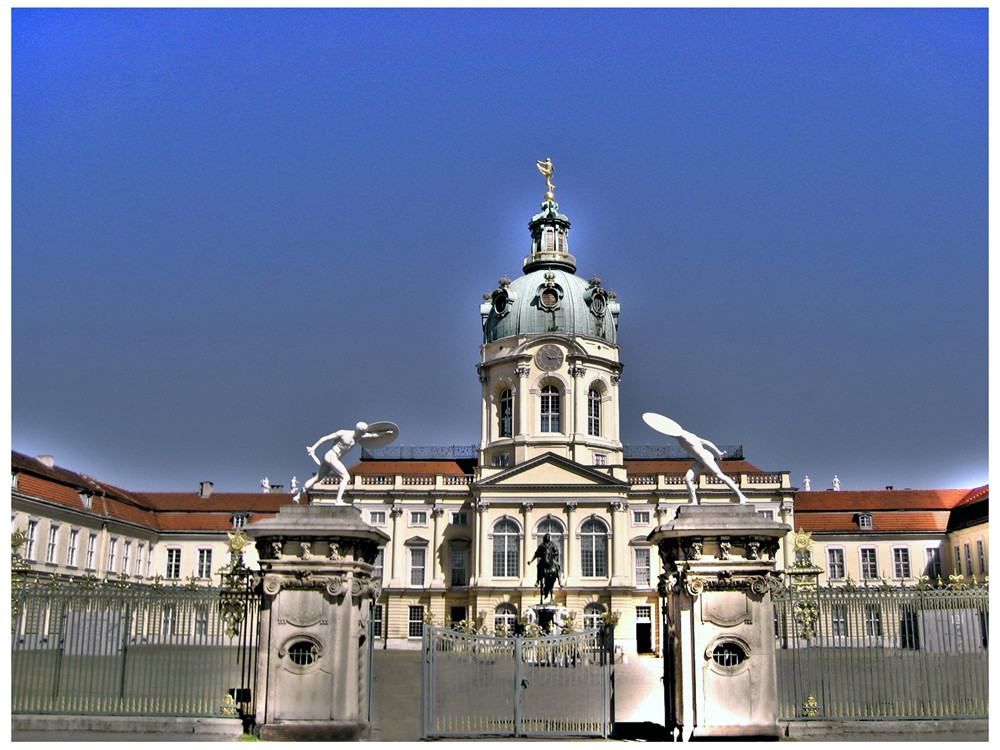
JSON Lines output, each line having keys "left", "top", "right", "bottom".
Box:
{"left": 583, "top": 602, "right": 606, "bottom": 630}
{"left": 494, "top": 602, "right": 518, "bottom": 635}
{"left": 536, "top": 516, "right": 566, "bottom": 569}
{"left": 492, "top": 518, "right": 521, "bottom": 577}
{"left": 580, "top": 518, "right": 609, "bottom": 577}
{"left": 498, "top": 388, "right": 513, "bottom": 438}
{"left": 587, "top": 387, "right": 601, "bottom": 436}
{"left": 540, "top": 385, "right": 561, "bottom": 433}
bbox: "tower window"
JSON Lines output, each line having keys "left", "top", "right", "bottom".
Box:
{"left": 588, "top": 388, "right": 601, "bottom": 436}
{"left": 540, "top": 385, "right": 561, "bottom": 432}
{"left": 498, "top": 388, "right": 513, "bottom": 437}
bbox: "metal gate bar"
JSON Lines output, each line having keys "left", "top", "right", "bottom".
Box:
{"left": 774, "top": 584, "right": 988, "bottom": 720}
{"left": 421, "top": 625, "right": 613, "bottom": 738}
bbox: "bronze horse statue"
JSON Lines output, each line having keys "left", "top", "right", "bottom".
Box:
{"left": 530, "top": 533, "right": 562, "bottom": 602}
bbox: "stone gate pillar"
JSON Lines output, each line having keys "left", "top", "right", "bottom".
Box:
{"left": 246, "top": 504, "right": 389, "bottom": 741}
{"left": 648, "top": 504, "right": 789, "bottom": 740}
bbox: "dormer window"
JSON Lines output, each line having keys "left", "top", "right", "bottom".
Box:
{"left": 78, "top": 491, "right": 93, "bottom": 510}
{"left": 858, "top": 513, "right": 873, "bottom": 530}
{"left": 232, "top": 513, "right": 250, "bottom": 531}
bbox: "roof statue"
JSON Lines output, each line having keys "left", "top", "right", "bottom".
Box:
{"left": 642, "top": 412, "right": 748, "bottom": 505}
{"left": 295, "top": 421, "right": 398, "bottom": 505}
{"left": 536, "top": 157, "right": 555, "bottom": 200}
{"left": 803, "top": 475, "right": 811, "bottom": 491}
{"left": 832, "top": 475, "right": 841, "bottom": 491}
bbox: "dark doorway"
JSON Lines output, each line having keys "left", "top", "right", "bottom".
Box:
{"left": 636, "top": 623, "right": 652, "bottom": 653}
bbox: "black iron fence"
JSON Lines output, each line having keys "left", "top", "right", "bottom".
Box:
{"left": 773, "top": 580, "right": 988, "bottom": 720}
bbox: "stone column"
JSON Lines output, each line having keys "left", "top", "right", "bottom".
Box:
{"left": 247, "top": 504, "right": 389, "bottom": 741}
{"left": 388, "top": 505, "right": 404, "bottom": 587}
{"left": 648, "top": 504, "right": 788, "bottom": 741}
{"left": 474, "top": 501, "right": 490, "bottom": 585}
{"left": 563, "top": 501, "right": 578, "bottom": 583}
{"left": 520, "top": 501, "right": 534, "bottom": 585}
{"left": 609, "top": 500, "right": 629, "bottom": 586}
{"left": 430, "top": 504, "right": 446, "bottom": 588}
{"left": 515, "top": 364, "right": 531, "bottom": 439}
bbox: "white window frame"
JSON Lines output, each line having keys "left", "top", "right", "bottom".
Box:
{"left": 450, "top": 511, "right": 469, "bottom": 526}
{"left": 408, "top": 547, "right": 426, "bottom": 587}
{"left": 925, "top": 547, "right": 942, "bottom": 580}
{"left": 493, "top": 602, "right": 518, "bottom": 635}
{"left": 860, "top": 547, "right": 878, "bottom": 580}
{"left": 634, "top": 547, "right": 651, "bottom": 587}
{"left": 369, "top": 510, "right": 387, "bottom": 526}
{"left": 580, "top": 517, "right": 609, "bottom": 578}
{"left": 631, "top": 509, "right": 651, "bottom": 526}
{"left": 827, "top": 547, "right": 846, "bottom": 580}
{"left": 135, "top": 542, "right": 145, "bottom": 578}
{"left": 46, "top": 524, "right": 60, "bottom": 565}
{"left": 122, "top": 540, "right": 132, "bottom": 576}
{"left": 67, "top": 528, "right": 80, "bottom": 568}
{"left": 976, "top": 539, "right": 986, "bottom": 574}
{"left": 540, "top": 384, "right": 561, "bottom": 433}
{"left": 409, "top": 510, "right": 428, "bottom": 527}
{"left": 757, "top": 508, "right": 775, "bottom": 520}
{"left": 197, "top": 548, "right": 213, "bottom": 579}
{"left": 954, "top": 545, "right": 962, "bottom": 575}
{"left": 583, "top": 603, "right": 606, "bottom": 630}
{"left": 892, "top": 546, "right": 911, "bottom": 580}
{"left": 858, "top": 513, "right": 873, "bottom": 530}
{"left": 107, "top": 536, "right": 119, "bottom": 574}
{"left": 587, "top": 387, "right": 602, "bottom": 437}
{"left": 408, "top": 605, "right": 424, "bottom": 638}
{"left": 85, "top": 532, "right": 98, "bottom": 570}
{"left": 492, "top": 517, "right": 521, "bottom": 578}
{"left": 166, "top": 548, "right": 182, "bottom": 580}
{"left": 450, "top": 545, "right": 468, "bottom": 587}
{"left": 372, "top": 548, "right": 384, "bottom": 582}
{"left": 24, "top": 519, "right": 38, "bottom": 560}
{"left": 593, "top": 452, "right": 609, "bottom": 466}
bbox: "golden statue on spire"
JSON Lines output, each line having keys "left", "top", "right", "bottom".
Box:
{"left": 536, "top": 157, "right": 555, "bottom": 201}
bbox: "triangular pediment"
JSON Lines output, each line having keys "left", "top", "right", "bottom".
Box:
{"left": 476, "top": 452, "right": 629, "bottom": 491}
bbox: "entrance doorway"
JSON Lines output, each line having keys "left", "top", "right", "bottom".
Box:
{"left": 636, "top": 605, "right": 653, "bottom": 654}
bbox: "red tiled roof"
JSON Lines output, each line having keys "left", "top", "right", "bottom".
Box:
{"left": 137, "top": 492, "right": 295, "bottom": 513}
{"left": 955, "top": 485, "right": 988, "bottom": 508}
{"left": 348, "top": 460, "right": 472, "bottom": 475}
{"left": 794, "top": 489, "right": 970, "bottom": 512}
{"left": 624, "top": 459, "right": 764, "bottom": 474}
{"left": 795, "top": 511, "right": 952, "bottom": 534}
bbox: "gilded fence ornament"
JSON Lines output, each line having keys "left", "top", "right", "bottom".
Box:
{"left": 793, "top": 599, "right": 819, "bottom": 639}
{"left": 801, "top": 695, "right": 820, "bottom": 717}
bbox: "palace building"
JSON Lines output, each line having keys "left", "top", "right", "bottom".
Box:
{"left": 11, "top": 169, "right": 985, "bottom": 655}
{"left": 304, "top": 181, "right": 797, "bottom": 651}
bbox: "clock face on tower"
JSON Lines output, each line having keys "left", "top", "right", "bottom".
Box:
{"left": 535, "top": 344, "right": 564, "bottom": 372}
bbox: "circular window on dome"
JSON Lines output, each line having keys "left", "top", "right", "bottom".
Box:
{"left": 711, "top": 642, "right": 747, "bottom": 668}
{"left": 287, "top": 640, "right": 319, "bottom": 666}
{"left": 539, "top": 288, "right": 559, "bottom": 310}
{"left": 591, "top": 293, "right": 607, "bottom": 315}
{"left": 493, "top": 292, "right": 509, "bottom": 316}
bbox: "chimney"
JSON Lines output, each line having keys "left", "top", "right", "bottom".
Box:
{"left": 269, "top": 485, "right": 284, "bottom": 493}
{"left": 199, "top": 481, "right": 214, "bottom": 498}
{"left": 886, "top": 486, "right": 893, "bottom": 490}
{"left": 37, "top": 455, "right": 55, "bottom": 468}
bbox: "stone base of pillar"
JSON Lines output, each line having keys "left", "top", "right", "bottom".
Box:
{"left": 259, "top": 720, "right": 370, "bottom": 741}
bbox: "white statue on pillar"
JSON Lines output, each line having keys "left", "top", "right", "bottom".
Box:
{"left": 643, "top": 413, "right": 747, "bottom": 504}
{"left": 295, "top": 421, "right": 399, "bottom": 505}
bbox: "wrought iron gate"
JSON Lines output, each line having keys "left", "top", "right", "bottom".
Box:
{"left": 421, "top": 625, "right": 614, "bottom": 738}
{"left": 773, "top": 582, "right": 988, "bottom": 720}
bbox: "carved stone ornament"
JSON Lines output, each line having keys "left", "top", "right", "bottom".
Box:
{"left": 689, "top": 541, "right": 703, "bottom": 560}
{"left": 749, "top": 575, "right": 784, "bottom": 596}
{"left": 719, "top": 541, "right": 731, "bottom": 560}
{"left": 300, "top": 541, "right": 312, "bottom": 560}
{"left": 685, "top": 576, "right": 707, "bottom": 596}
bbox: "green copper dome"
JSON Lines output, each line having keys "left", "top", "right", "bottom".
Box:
{"left": 481, "top": 198, "right": 620, "bottom": 345}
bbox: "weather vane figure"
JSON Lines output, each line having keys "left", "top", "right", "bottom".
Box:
{"left": 536, "top": 157, "right": 555, "bottom": 200}
{"left": 643, "top": 412, "right": 748, "bottom": 505}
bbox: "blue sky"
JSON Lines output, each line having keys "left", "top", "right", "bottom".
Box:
{"left": 11, "top": 7, "right": 988, "bottom": 493}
